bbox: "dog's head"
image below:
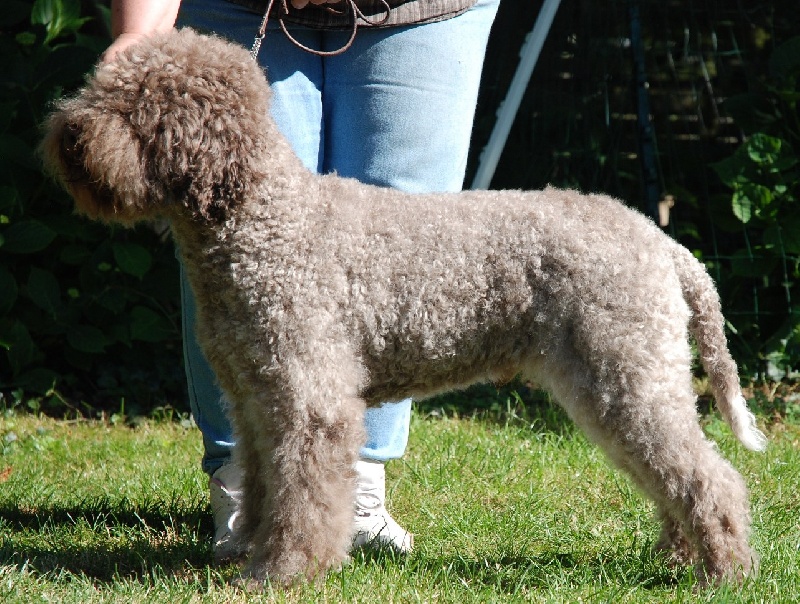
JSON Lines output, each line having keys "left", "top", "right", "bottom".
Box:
{"left": 41, "top": 28, "right": 272, "bottom": 225}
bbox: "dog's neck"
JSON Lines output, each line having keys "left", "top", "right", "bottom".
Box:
{"left": 168, "top": 160, "right": 318, "bottom": 273}
{"left": 165, "top": 118, "right": 322, "bottom": 316}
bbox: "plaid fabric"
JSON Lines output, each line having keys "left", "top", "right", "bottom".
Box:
{"left": 227, "top": 0, "right": 477, "bottom": 30}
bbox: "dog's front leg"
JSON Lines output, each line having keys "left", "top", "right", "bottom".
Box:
{"left": 235, "top": 348, "right": 367, "bottom": 586}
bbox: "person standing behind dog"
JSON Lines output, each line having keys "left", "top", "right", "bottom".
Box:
{"left": 103, "top": 0, "right": 501, "bottom": 561}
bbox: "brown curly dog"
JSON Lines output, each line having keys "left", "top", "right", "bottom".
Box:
{"left": 41, "top": 28, "right": 766, "bottom": 587}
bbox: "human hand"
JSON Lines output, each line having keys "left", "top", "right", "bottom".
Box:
{"left": 99, "top": 32, "right": 151, "bottom": 64}
{"left": 101, "top": 0, "right": 181, "bottom": 64}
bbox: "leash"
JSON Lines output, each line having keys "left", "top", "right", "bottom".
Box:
{"left": 251, "top": 0, "right": 391, "bottom": 59}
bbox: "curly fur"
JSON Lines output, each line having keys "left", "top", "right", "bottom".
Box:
{"left": 41, "top": 28, "right": 766, "bottom": 587}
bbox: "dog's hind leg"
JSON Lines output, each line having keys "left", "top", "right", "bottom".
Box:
{"left": 236, "top": 345, "right": 367, "bottom": 585}
{"left": 540, "top": 352, "right": 755, "bottom": 585}
{"left": 642, "top": 435, "right": 754, "bottom": 585}
{"left": 653, "top": 508, "right": 696, "bottom": 568}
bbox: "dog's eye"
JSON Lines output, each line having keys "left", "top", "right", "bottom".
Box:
{"left": 62, "top": 123, "right": 81, "bottom": 153}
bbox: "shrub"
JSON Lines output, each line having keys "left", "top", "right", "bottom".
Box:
{"left": 711, "top": 37, "right": 800, "bottom": 378}
{"left": 0, "top": 0, "right": 185, "bottom": 413}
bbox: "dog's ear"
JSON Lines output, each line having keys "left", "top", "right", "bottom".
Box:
{"left": 125, "top": 30, "right": 272, "bottom": 223}
{"left": 141, "top": 76, "right": 266, "bottom": 222}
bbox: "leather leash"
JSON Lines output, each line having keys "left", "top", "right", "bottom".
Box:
{"left": 251, "top": 0, "right": 391, "bottom": 59}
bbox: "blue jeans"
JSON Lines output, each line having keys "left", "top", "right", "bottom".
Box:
{"left": 178, "top": 0, "right": 500, "bottom": 474}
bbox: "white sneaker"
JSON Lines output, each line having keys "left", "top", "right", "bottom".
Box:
{"left": 209, "top": 463, "right": 245, "bottom": 563}
{"left": 351, "top": 459, "right": 414, "bottom": 553}
{"left": 209, "top": 459, "right": 413, "bottom": 561}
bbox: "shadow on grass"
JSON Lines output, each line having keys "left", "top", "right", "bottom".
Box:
{"left": 2, "top": 503, "right": 687, "bottom": 592}
{"left": 415, "top": 380, "right": 576, "bottom": 435}
{"left": 349, "top": 543, "right": 684, "bottom": 593}
{"left": 413, "top": 548, "right": 684, "bottom": 593}
{"left": 0, "top": 498, "right": 214, "bottom": 582}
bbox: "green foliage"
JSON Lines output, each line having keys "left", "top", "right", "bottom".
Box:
{"left": 711, "top": 37, "right": 800, "bottom": 377}
{"left": 0, "top": 0, "right": 184, "bottom": 411}
{"left": 31, "top": 0, "right": 91, "bottom": 43}
{"left": 713, "top": 134, "right": 798, "bottom": 224}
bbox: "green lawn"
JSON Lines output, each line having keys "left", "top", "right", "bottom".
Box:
{"left": 1, "top": 393, "right": 798, "bottom": 603}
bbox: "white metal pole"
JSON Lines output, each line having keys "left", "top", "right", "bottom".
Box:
{"left": 471, "top": 0, "right": 562, "bottom": 190}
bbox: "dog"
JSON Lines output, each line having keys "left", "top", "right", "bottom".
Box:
{"left": 41, "top": 28, "right": 766, "bottom": 586}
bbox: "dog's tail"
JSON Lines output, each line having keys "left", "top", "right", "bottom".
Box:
{"left": 670, "top": 242, "right": 768, "bottom": 452}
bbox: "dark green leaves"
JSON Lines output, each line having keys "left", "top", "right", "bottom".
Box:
{"left": 1, "top": 220, "right": 57, "bottom": 253}
{"left": 712, "top": 133, "right": 797, "bottom": 225}
{"left": 27, "top": 267, "right": 62, "bottom": 316}
{"left": 0, "top": 0, "right": 183, "bottom": 406}
{"left": 112, "top": 242, "right": 153, "bottom": 279}
{"left": 31, "top": 0, "right": 90, "bottom": 44}
{"left": 711, "top": 35, "right": 800, "bottom": 376}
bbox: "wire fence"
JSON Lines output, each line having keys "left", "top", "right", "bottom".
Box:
{"left": 467, "top": 0, "right": 799, "bottom": 377}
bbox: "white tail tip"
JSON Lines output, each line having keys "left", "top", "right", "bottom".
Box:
{"left": 730, "top": 395, "right": 768, "bottom": 452}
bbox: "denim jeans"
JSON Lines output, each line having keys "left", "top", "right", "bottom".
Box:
{"left": 178, "top": 0, "right": 500, "bottom": 474}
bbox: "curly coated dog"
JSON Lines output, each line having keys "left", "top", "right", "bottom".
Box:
{"left": 42, "top": 28, "right": 767, "bottom": 586}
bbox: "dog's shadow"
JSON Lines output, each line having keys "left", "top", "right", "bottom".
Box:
{"left": 3, "top": 501, "right": 684, "bottom": 591}
{"left": 350, "top": 546, "right": 684, "bottom": 593}
{"left": 0, "top": 499, "right": 214, "bottom": 583}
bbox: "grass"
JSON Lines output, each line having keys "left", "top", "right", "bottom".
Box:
{"left": 1, "top": 387, "right": 799, "bottom": 603}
